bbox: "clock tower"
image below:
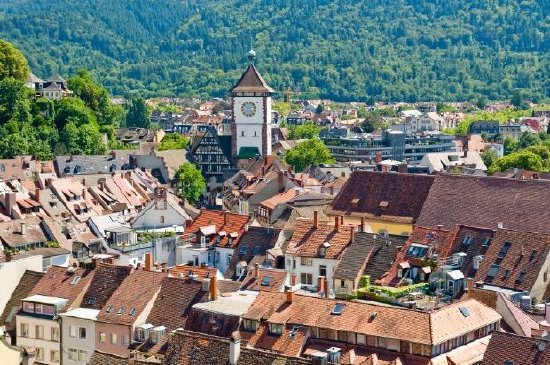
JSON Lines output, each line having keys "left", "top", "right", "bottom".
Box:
{"left": 230, "top": 49, "right": 274, "bottom": 162}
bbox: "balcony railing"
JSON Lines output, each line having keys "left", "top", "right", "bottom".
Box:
{"left": 110, "top": 241, "right": 153, "bottom": 253}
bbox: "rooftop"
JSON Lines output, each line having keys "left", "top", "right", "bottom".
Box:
{"left": 482, "top": 331, "right": 550, "bottom": 365}
{"left": 60, "top": 307, "right": 100, "bottom": 320}
{"left": 191, "top": 290, "right": 258, "bottom": 317}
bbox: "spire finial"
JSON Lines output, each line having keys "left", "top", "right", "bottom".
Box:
{"left": 247, "top": 48, "right": 256, "bottom": 64}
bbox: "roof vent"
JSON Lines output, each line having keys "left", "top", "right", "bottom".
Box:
{"left": 331, "top": 303, "right": 345, "bottom": 315}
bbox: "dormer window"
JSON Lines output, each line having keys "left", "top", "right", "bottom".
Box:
{"left": 319, "top": 241, "right": 330, "bottom": 257}
{"left": 462, "top": 236, "right": 473, "bottom": 245}
{"left": 150, "top": 326, "right": 166, "bottom": 344}
{"left": 379, "top": 200, "right": 389, "bottom": 208}
{"left": 135, "top": 324, "right": 153, "bottom": 342}
{"left": 268, "top": 323, "right": 283, "bottom": 336}
{"left": 243, "top": 319, "right": 259, "bottom": 332}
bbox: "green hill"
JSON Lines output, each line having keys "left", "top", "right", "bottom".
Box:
{"left": 0, "top": 0, "right": 548, "bottom": 102}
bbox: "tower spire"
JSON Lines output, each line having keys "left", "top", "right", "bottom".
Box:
{"left": 247, "top": 48, "right": 256, "bottom": 64}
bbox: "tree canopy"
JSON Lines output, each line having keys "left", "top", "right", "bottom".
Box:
{"left": 285, "top": 138, "right": 334, "bottom": 172}
{"left": 175, "top": 162, "right": 206, "bottom": 204}
{"left": 126, "top": 98, "right": 150, "bottom": 128}
{"left": 0, "top": 40, "right": 29, "bottom": 81}
{"left": 288, "top": 123, "right": 321, "bottom": 140}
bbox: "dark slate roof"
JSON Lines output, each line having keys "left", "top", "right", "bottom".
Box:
{"left": 329, "top": 171, "right": 434, "bottom": 223}
{"left": 55, "top": 153, "right": 133, "bottom": 176}
{"left": 0, "top": 270, "right": 44, "bottom": 340}
{"left": 225, "top": 226, "right": 280, "bottom": 280}
{"left": 333, "top": 232, "right": 379, "bottom": 281}
{"left": 447, "top": 225, "right": 495, "bottom": 278}
{"left": 482, "top": 331, "right": 550, "bottom": 365}
{"left": 417, "top": 174, "right": 550, "bottom": 233}
{"left": 88, "top": 350, "right": 150, "bottom": 365}
{"left": 363, "top": 234, "right": 409, "bottom": 281}
{"left": 230, "top": 64, "right": 274, "bottom": 94}
{"left": 81, "top": 264, "right": 132, "bottom": 310}
{"left": 184, "top": 308, "right": 241, "bottom": 338}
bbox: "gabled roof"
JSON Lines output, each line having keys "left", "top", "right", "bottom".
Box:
{"left": 417, "top": 174, "right": 550, "bottom": 233}
{"left": 333, "top": 232, "right": 381, "bottom": 281}
{"left": 286, "top": 218, "right": 354, "bottom": 259}
{"left": 328, "top": 171, "right": 434, "bottom": 223}
{"left": 362, "top": 233, "right": 409, "bottom": 281}
{"left": 475, "top": 228, "right": 550, "bottom": 292}
{"left": 81, "top": 263, "right": 132, "bottom": 310}
{"left": 482, "top": 332, "right": 550, "bottom": 365}
{"left": 240, "top": 267, "right": 288, "bottom": 292}
{"left": 230, "top": 64, "right": 274, "bottom": 94}
{"left": 146, "top": 277, "right": 207, "bottom": 330}
{"left": 0, "top": 217, "right": 47, "bottom": 247}
{"left": 447, "top": 225, "right": 495, "bottom": 278}
{"left": 186, "top": 209, "right": 250, "bottom": 248}
{"left": 96, "top": 269, "right": 166, "bottom": 325}
{"left": 30, "top": 266, "right": 94, "bottom": 310}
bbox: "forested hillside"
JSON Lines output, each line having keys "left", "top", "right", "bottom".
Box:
{"left": 0, "top": 0, "right": 548, "bottom": 102}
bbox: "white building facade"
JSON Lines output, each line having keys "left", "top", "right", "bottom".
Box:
{"left": 60, "top": 308, "right": 99, "bottom": 365}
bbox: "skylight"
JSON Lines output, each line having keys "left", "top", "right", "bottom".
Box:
{"left": 482, "top": 238, "right": 491, "bottom": 247}
{"left": 106, "top": 305, "right": 113, "bottom": 313}
{"left": 129, "top": 308, "right": 136, "bottom": 316}
{"left": 406, "top": 244, "right": 428, "bottom": 258}
{"left": 516, "top": 272, "right": 526, "bottom": 283}
{"left": 459, "top": 306, "right": 470, "bottom": 317}
{"left": 462, "top": 236, "right": 473, "bottom": 245}
{"left": 331, "top": 303, "right": 345, "bottom": 315}
{"left": 497, "top": 241, "right": 511, "bottom": 259}
{"left": 70, "top": 275, "right": 81, "bottom": 285}
{"left": 239, "top": 246, "right": 248, "bottom": 255}
{"left": 117, "top": 307, "right": 125, "bottom": 315}
{"left": 487, "top": 264, "right": 500, "bottom": 278}
{"left": 87, "top": 296, "right": 96, "bottom": 305}
{"left": 261, "top": 276, "right": 272, "bottom": 286}
{"left": 530, "top": 250, "right": 537, "bottom": 261}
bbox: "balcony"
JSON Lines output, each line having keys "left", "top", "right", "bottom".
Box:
{"left": 110, "top": 241, "right": 153, "bottom": 253}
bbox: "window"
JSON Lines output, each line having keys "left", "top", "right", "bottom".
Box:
{"left": 516, "top": 272, "right": 526, "bottom": 284}
{"left": 462, "top": 236, "right": 473, "bottom": 245}
{"left": 487, "top": 264, "right": 500, "bottom": 278}
{"left": 338, "top": 331, "right": 347, "bottom": 342}
{"left": 36, "top": 347, "right": 44, "bottom": 361}
{"left": 239, "top": 246, "right": 248, "bottom": 255}
{"left": 50, "top": 350, "right": 60, "bottom": 363}
{"left": 111, "top": 333, "right": 117, "bottom": 344}
{"left": 70, "top": 275, "right": 81, "bottom": 285}
{"left": 300, "top": 257, "right": 312, "bottom": 266}
{"left": 69, "top": 325, "right": 77, "bottom": 338}
{"left": 68, "top": 348, "right": 78, "bottom": 361}
{"left": 331, "top": 303, "right": 345, "bottom": 315}
{"left": 227, "top": 255, "right": 232, "bottom": 265}
{"left": 261, "top": 276, "right": 273, "bottom": 286}
{"left": 243, "top": 319, "right": 259, "bottom": 332}
{"left": 497, "top": 242, "right": 511, "bottom": 259}
{"left": 36, "top": 325, "right": 44, "bottom": 339}
{"left": 300, "top": 273, "right": 313, "bottom": 285}
{"left": 51, "top": 327, "right": 59, "bottom": 341}
{"left": 319, "top": 265, "right": 327, "bottom": 277}
{"left": 357, "top": 333, "right": 366, "bottom": 345}
{"left": 35, "top": 304, "right": 55, "bottom": 315}
{"left": 136, "top": 328, "right": 145, "bottom": 341}
{"left": 530, "top": 250, "right": 537, "bottom": 261}
{"left": 79, "top": 326, "right": 87, "bottom": 339}
{"left": 99, "top": 332, "right": 107, "bottom": 343}
{"left": 160, "top": 215, "right": 165, "bottom": 223}
{"left": 503, "top": 269, "right": 510, "bottom": 279}
{"left": 22, "top": 302, "right": 34, "bottom": 313}
{"left": 318, "top": 328, "right": 328, "bottom": 338}
{"left": 20, "top": 323, "right": 29, "bottom": 337}
{"left": 241, "top": 131, "right": 245, "bottom": 137}
{"left": 406, "top": 244, "right": 428, "bottom": 258}
{"left": 269, "top": 323, "right": 283, "bottom": 336}
{"left": 341, "top": 279, "right": 346, "bottom": 288}
{"left": 378, "top": 337, "right": 388, "bottom": 349}
{"left": 78, "top": 350, "right": 88, "bottom": 362}
{"left": 482, "top": 238, "right": 491, "bottom": 247}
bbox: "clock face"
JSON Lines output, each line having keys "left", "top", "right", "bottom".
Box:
{"left": 241, "top": 102, "right": 257, "bottom": 117}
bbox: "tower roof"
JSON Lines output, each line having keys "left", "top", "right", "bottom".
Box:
{"left": 230, "top": 64, "right": 274, "bottom": 94}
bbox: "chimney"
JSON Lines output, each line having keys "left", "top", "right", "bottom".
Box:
{"left": 82, "top": 188, "right": 87, "bottom": 200}
{"left": 324, "top": 277, "right": 330, "bottom": 298}
{"left": 209, "top": 275, "right": 218, "bottom": 301}
{"left": 360, "top": 217, "right": 366, "bottom": 233}
{"left": 81, "top": 178, "right": 86, "bottom": 187}
{"left": 291, "top": 275, "right": 297, "bottom": 286}
{"left": 334, "top": 216, "right": 340, "bottom": 231}
{"left": 375, "top": 151, "right": 382, "bottom": 164}
{"left": 144, "top": 252, "right": 153, "bottom": 271}
{"left": 111, "top": 150, "right": 116, "bottom": 159}
{"left": 317, "top": 276, "right": 325, "bottom": 293}
{"left": 35, "top": 188, "right": 42, "bottom": 202}
{"left": 254, "top": 263, "right": 260, "bottom": 278}
{"left": 341, "top": 171, "right": 346, "bottom": 178}
{"left": 20, "top": 222, "right": 27, "bottom": 235}
{"left": 5, "top": 192, "right": 16, "bottom": 217}
{"left": 5, "top": 252, "right": 11, "bottom": 262}
{"left": 224, "top": 211, "right": 228, "bottom": 226}
{"left": 229, "top": 332, "right": 241, "bottom": 365}
{"left": 349, "top": 226, "right": 356, "bottom": 243}
{"left": 340, "top": 216, "right": 344, "bottom": 225}
{"left": 286, "top": 285, "right": 294, "bottom": 304}
{"left": 398, "top": 162, "right": 407, "bottom": 174}
{"left": 277, "top": 171, "right": 284, "bottom": 193}
{"left": 467, "top": 278, "right": 474, "bottom": 297}
{"left": 313, "top": 211, "right": 319, "bottom": 228}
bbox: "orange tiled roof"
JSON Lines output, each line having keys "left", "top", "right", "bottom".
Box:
{"left": 260, "top": 189, "right": 300, "bottom": 210}
{"left": 243, "top": 292, "right": 500, "bottom": 346}
{"left": 286, "top": 218, "right": 354, "bottom": 259}
{"left": 186, "top": 209, "right": 250, "bottom": 248}
{"left": 240, "top": 267, "right": 288, "bottom": 292}
{"left": 240, "top": 323, "right": 306, "bottom": 358}
{"left": 30, "top": 266, "right": 94, "bottom": 309}
{"left": 171, "top": 265, "right": 218, "bottom": 280}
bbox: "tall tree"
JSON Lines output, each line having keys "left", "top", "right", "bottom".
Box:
{"left": 175, "top": 162, "right": 205, "bottom": 204}
{"left": 0, "top": 40, "right": 29, "bottom": 81}
{"left": 285, "top": 138, "right": 334, "bottom": 172}
{"left": 126, "top": 98, "right": 150, "bottom": 128}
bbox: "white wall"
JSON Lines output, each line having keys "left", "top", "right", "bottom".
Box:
{"left": 60, "top": 317, "right": 96, "bottom": 365}
{"left": 132, "top": 203, "right": 188, "bottom": 231}
{"left": 177, "top": 246, "right": 209, "bottom": 266}
{"left": 286, "top": 254, "right": 339, "bottom": 291}
{"left": 0, "top": 256, "right": 43, "bottom": 315}
{"left": 15, "top": 315, "right": 60, "bottom": 365}
{"left": 215, "top": 247, "right": 234, "bottom": 275}
{"left": 233, "top": 96, "right": 272, "bottom": 156}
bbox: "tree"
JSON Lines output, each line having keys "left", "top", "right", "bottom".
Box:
{"left": 315, "top": 104, "right": 324, "bottom": 114}
{"left": 488, "top": 150, "right": 543, "bottom": 174}
{"left": 158, "top": 133, "right": 189, "bottom": 151}
{"left": 503, "top": 136, "right": 518, "bottom": 155}
{"left": 288, "top": 123, "right": 320, "bottom": 139}
{"left": 0, "top": 40, "right": 29, "bottom": 81}
{"left": 175, "top": 162, "right": 205, "bottom": 204}
{"left": 68, "top": 68, "right": 112, "bottom": 123}
{"left": 360, "top": 114, "right": 385, "bottom": 133}
{"left": 285, "top": 138, "right": 334, "bottom": 172}
{"left": 54, "top": 98, "right": 97, "bottom": 130}
{"left": 60, "top": 121, "right": 106, "bottom": 155}
{"left": 0, "top": 78, "right": 33, "bottom": 124}
{"left": 517, "top": 132, "right": 541, "bottom": 150}
{"left": 511, "top": 90, "right": 523, "bottom": 108}
{"left": 481, "top": 149, "right": 499, "bottom": 170}
{"left": 126, "top": 98, "right": 150, "bottom": 128}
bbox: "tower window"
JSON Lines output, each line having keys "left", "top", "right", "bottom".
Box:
{"left": 241, "top": 131, "right": 245, "bottom": 137}
{"left": 254, "top": 131, "right": 257, "bottom": 137}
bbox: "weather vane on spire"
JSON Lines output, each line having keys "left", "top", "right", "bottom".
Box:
{"left": 247, "top": 48, "right": 256, "bottom": 64}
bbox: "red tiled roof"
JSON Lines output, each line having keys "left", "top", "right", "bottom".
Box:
{"left": 171, "top": 265, "right": 218, "bottom": 280}
{"left": 230, "top": 64, "right": 274, "bottom": 93}
{"left": 240, "top": 267, "right": 288, "bottom": 292}
{"left": 329, "top": 171, "right": 434, "bottom": 223}
{"left": 240, "top": 323, "right": 306, "bottom": 358}
{"left": 260, "top": 189, "right": 300, "bottom": 210}
{"left": 186, "top": 209, "right": 250, "bottom": 248}
{"left": 474, "top": 228, "right": 550, "bottom": 292}
{"left": 30, "top": 266, "right": 94, "bottom": 309}
{"left": 482, "top": 331, "right": 550, "bottom": 365}
{"left": 81, "top": 264, "right": 132, "bottom": 310}
{"left": 417, "top": 174, "right": 550, "bottom": 233}
{"left": 97, "top": 269, "right": 166, "bottom": 325}
{"left": 286, "top": 218, "right": 354, "bottom": 259}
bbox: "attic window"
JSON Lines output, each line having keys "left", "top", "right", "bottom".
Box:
{"left": 129, "top": 308, "right": 136, "bottom": 316}
{"left": 261, "top": 276, "right": 273, "bottom": 286}
{"left": 406, "top": 244, "right": 428, "bottom": 258}
{"left": 482, "top": 238, "right": 491, "bottom": 247}
{"left": 331, "top": 303, "right": 345, "bottom": 315}
{"left": 497, "top": 242, "right": 511, "bottom": 259}
{"left": 70, "top": 276, "right": 81, "bottom": 285}
{"left": 117, "top": 307, "right": 125, "bottom": 315}
{"left": 239, "top": 246, "right": 248, "bottom": 255}
{"left": 106, "top": 305, "right": 113, "bottom": 313}
{"left": 487, "top": 264, "right": 500, "bottom": 278}
{"left": 351, "top": 198, "right": 360, "bottom": 205}
{"left": 462, "top": 236, "right": 473, "bottom": 245}
{"left": 379, "top": 200, "right": 389, "bottom": 208}
{"left": 459, "top": 306, "right": 470, "bottom": 317}
{"left": 86, "top": 296, "right": 96, "bottom": 305}
{"left": 503, "top": 270, "right": 510, "bottom": 279}
{"left": 516, "top": 272, "right": 526, "bottom": 284}
{"left": 530, "top": 250, "right": 537, "bottom": 261}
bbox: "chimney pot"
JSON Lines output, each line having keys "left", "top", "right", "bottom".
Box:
{"left": 334, "top": 216, "right": 340, "bottom": 231}
{"left": 313, "top": 211, "right": 319, "bottom": 228}
{"left": 20, "top": 222, "right": 27, "bottom": 235}
{"left": 324, "top": 277, "right": 330, "bottom": 299}
{"left": 286, "top": 286, "right": 294, "bottom": 304}
{"left": 254, "top": 263, "right": 260, "bottom": 278}
{"left": 209, "top": 275, "right": 218, "bottom": 301}
{"left": 144, "top": 252, "right": 153, "bottom": 271}
{"left": 317, "top": 276, "right": 325, "bottom": 293}
{"left": 291, "top": 275, "right": 297, "bottom": 286}
{"left": 360, "top": 217, "right": 366, "bottom": 233}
